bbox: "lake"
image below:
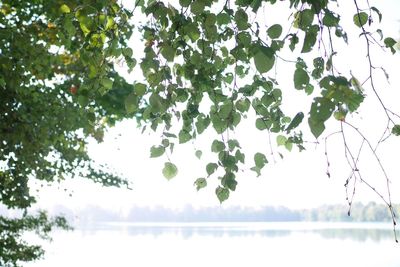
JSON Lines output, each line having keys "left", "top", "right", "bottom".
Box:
{"left": 26, "top": 222, "right": 400, "bottom": 267}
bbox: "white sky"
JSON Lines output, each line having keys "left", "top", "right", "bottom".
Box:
{"left": 34, "top": 0, "right": 400, "bottom": 211}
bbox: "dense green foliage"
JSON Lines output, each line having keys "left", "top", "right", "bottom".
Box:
{"left": 0, "top": 0, "right": 399, "bottom": 265}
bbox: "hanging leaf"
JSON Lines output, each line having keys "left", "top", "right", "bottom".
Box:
{"left": 150, "top": 146, "right": 165, "bottom": 158}
{"left": 286, "top": 112, "right": 304, "bottom": 133}
{"left": 294, "top": 9, "right": 314, "bottom": 30}
{"left": 206, "top": 163, "right": 218, "bottom": 176}
{"left": 384, "top": 37, "right": 397, "bottom": 54}
{"left": 190, "top": 0, "right": 205, "bottom": 14}
{"left": 301, "top": 25, "right": 318, "bottom": 53}
{"left": 162, "top": 162, "right": 178, "bottom": 180}
{"left": 253, "top": 45, "right": 275, "bottom": 73}
{"left": 124, "top": 92, "right": 138, "bottom": 113}
{"left": 276, "top": 135, "right": 287, "bottom": 146}
{"left": 294, "top": 68, "right": 310, "bottom": 90}
{"left": 179, "top": 130, "right": 192, "bottom": 144}
{"left": 250, "top": 0, "right": 262, "bottom": 12}
{"left": 161, "top": 45, "right": 175, "bottom": 61}
{"left": 211, "top": 140, "right": 225, "bottom": 153}
{"left": 194, "top": 178, "right": 207, "bottom": 191}
{"left": 234, "top": 9, "right": 249, "bottom": 31}
{"left": 179, "top": 0, "right": 192, "bottom": 8}
{"left": 195, "top": 150, "right": 202, "bottom": 159}
{"left": 255, "top": 118, "right": 268, "bottom": 130}
{"left": 392, "top": 125, "right": 400, "bottom": 136}
{"left": 289, "top": 34, "right": 299, "bottom": 51}
{"left": 216, "top": 186, "right": 229, "bottom": 203}
{"left": 371, "top": 7, "right": 382, "bottom": 22}
{"left": 254, "top": 152, "right": 267, "bottom": 169}
{"left": 353, "top": 12, "right": 368, "bottom": 27}
{"left": 101, "top": 78, "right": 113, "bottom": 90}
{"left": 134, "top": 83, "right": 147, "bottom": 96}
{"left": 322, "top": 11, "right": 339, "bottom": 27}
{"left": 267, "top": 24, "right": 283, "bottom": 39}
{"left": 308, "top": 97, "right": 335, "bottom": 138}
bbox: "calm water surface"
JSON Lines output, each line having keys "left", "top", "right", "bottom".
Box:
{"left": 26, "top": 222, "right": 400, "bottom": 267}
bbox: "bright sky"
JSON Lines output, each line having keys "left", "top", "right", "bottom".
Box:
{"left": 34, "top": 0, "right": 400, "bottom": 212}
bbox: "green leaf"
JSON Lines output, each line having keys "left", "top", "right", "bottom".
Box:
{"left": 195, "top": 150, "right": 202, "bottom": 159}
{"left": 162, "top": 139, "right": 170, "bottom": 147}
{"left": 179, "top": 0, "right": 192, "bottom": 7}
{"left": 267, "top": 24, "right": 283, "bottom": 39}
{"left": 219, "top": 101, "right": 233, "bottom": 119}
{"left": 64, "top": 18, "right": 76, "bottom": 36}
{"left": 101, "top": 78, "right": 113, "bottom": 90}
{"left": 194, "top": 178, "right": 207, "bottom": 191}
{"left": 216, "top": 186, "right": 230, "bottom": 203}
{"left": 371, "top": 7, "right": 382, "bottom": 23}
{"left": 196, "top": 116, "right": 210, "bottom": 134}
{"left": 289, "top": 34, "right": 299, "bottom": 51}
{"left": 253, "top": 45, "right": 275, "bottom": 74}
{"left": 205, "top": 14, "right": 217, "bottom": 26}
{"left": 164, "top": 132, "right": 177, "bottom": 138}
{"left": 334, "top": 110, "right": 346, "bottom": 121}
{"left": 60, "top": 4, "right": 71, "bottom": 13}
{"left": 0, "top": 78, "right": 5, "bottom": 88}
{"left": 312, "top": 57, "right": 324, "bottom": 79}
{"left": 228, "top": 139, "right": 240, "bottom": 151}
{"left": 286, "top": 112, "right": 304, "bottom": 132}
{"left": 294, "top": 68, "right": 310, "bottom": 90}
{"left": 222, "top": 173, "right": 237, "bottom": 191}
{"left": 308, "top": 97, "right": 335, "bottom": 138}
{"left": 285, "top": 141, "right": 293, "bottom": 151}
{"left": 308, "top": 117, "right": 325, "bottom": 139}
{"left": 190, "top": 0, "right": 205, "bottom": 14}
{"left": 150, "top": 146, "right": 165, "bottom": 158}
{"left": 376, "top": 29, "right": 383, "bottom": 40}
{"left": 235, "top": 150, "right": 245, "bottom": 163}
{"left": 384, "top": 37, "right": 397, "bottom": 53}
{"left": 301, "top": 25, "right": 318, "bottom": 53}
{"left": 217, "top": 13, "right": 231, "bottom": 25}
{"left": 123, "top": 47, "right": 133, "bottom": 58}
{"left": 254, "top": 152, "right": 267, "bottom": 169}
{"left": 256, "top": 118, "right": 268, "bottom": 130}
{"left": 276, "top": 135, "right": 287, "bottom": 146}
{"left": 322, "top": 11, "right": 339, "bottom": 27}
{"left": 235, "top": 98, "right": 250, "bottom": 113}
{"left": 179, "top": 130, "right": 192, "bottom": 144}
{"left": 234, "top": 9, "right": 249, "bottom": 31}
{"left": 211, "top": 140, "right": 225, "bottom": 153}
{"left": 161, "top": 45, "right": 175, "bottom": 62}
{"left": 162, "top": 162, "right": 178, "bottom": 180}
{"left": 294, "top": 9, "right": 314, "bottom": 30}
{"left": 305, "top": 84, "right": 314, "bottom": 95}
{"left": 353, "top": 12, "right": 368, "bottom": 27}
{"left": 206, "top": 163, "right": 218, "bottom": 176}
{"left": 392, "top": 125, "right": 400, "bottom": 136}
{"left": 251, "top": 166, "right": 262, "bottom": 177}
{"left": 134, "top": 83, "right": 146, "bottom": 96}
{"left": 250, "top": 0, "right": 262, "bottom": 12}
{"left": 124, "top": 92, "right": 138, "bottom": 113}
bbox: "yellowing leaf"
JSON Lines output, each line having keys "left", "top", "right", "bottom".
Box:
{"left": 60, "top": 4, "right": 71, "bottom": 13}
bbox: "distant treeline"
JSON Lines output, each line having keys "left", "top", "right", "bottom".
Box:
{"left": 34, "top": 202, "right": 400, "bottom": 223}
{"left": 1, "top": 202, "right": 398, "bottom": 223}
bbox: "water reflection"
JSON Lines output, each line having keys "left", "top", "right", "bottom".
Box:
{"left": 312, "top": 228, "right": 398, "bottom": 242}
{"left": 77, "top": 222, "right": 399, "bottom": 242}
